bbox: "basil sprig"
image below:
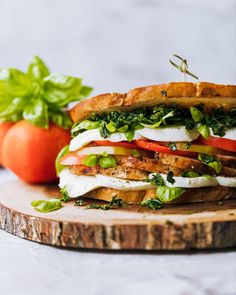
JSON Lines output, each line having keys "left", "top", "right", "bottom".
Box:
{"left": 31, "top": 199, "right": 62, "bottom": 213}
{"left": 198, "top": 153, "right": 222, "bottom": 174}
{"left": 0, "top": 56, "right": 92, "bottom": 129}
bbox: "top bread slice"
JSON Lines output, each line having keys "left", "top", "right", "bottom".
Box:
{"left": 70, "top": 82, "right": 236, "bottom": 123}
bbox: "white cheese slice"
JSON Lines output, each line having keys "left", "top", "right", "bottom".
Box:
{"left": 210, "top": 128, "right": 236, "bottom": 141}
{"left": 216, "top": 176, "right": 236, "bottom": 187}
{"left": 59, "top": 169, "right": 155, "bottom": 198}
{"left": 137, "top": 126, "right": 199, "bottom": 142}
{"left": 69, "top": 129, "right": 143, "bottom": 151}
{"left": 149, "top": 173, "right": 218, "bottom": 188}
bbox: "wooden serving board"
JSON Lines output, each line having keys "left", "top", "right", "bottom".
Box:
{"left": 0, "top": 180, "right": 236, "bottom": 250}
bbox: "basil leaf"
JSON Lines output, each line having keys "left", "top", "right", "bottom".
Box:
{"left": 0, "top": 57, "right": 93, "bottom": 129}
{"left": 83, "top": 154, "right": 98, "bottom": 166}
{"left": 148, "top": 174, "right": 164, "bottom": 186}
{"left": 0, "top": 68, "right": 32, "bottom": 97}
{"left": 181, "top": 171, "right": 200, "bottom": 178}
{"left": 141, "top": 198, "right": 163, "bottom": 210}
{"left": 131, "top": 149, "right": 140, "bottom": 157}
{"left": 23, "top": 98, "right": 49, "bottom": 128}
{"left": 197, "top": 124, "right": 210, "bottom": 139}
{"left": 55, "top": 145, "right": 69, "bottom": 175}
{"left": 43, "top": 74, "right": 82, "bottom": 106}
{"left": 106, "top": 121, "right": 116, "bottom": 132}
{"left": 190, "top": 107, "right": 204, "bottom": 123}
{"left": 79, "top": 85, "right": 93, "bottom": 99}
{"left": 60, "top": 187, "right": 70, "bottom": 202}
{"left": 31, "top": 199, "right": 62, "bottom": 213}
{"left": 167, "top": 171, "right": 175, "bottom": 184}
{"left": 125, "top": 130, "right": 134, "bottom": 142}
{"left": 117, "top": 125, "right": 128, "bottom": 132}
{"left": 198, "top": 153, "right": 222, "bottom": 174}
{"left": 49, "top": 109, "right": 72, "bottom": 129}
{"left": 156, "top": 186, "right": 186, "bottom": 203}
{"left": 0, "top": 97, "right": 26, "bottom": 118}
{"left": 99, "top": 155, "right": 117, "bottom": 168}
{"left": 27, "top": 56, "right": 50, "bottom": 80}
{"left": 71, "top": 120, "right": 99, "bottom": 137}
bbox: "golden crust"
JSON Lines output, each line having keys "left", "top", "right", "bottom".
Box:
{"left": 70, "top": 82, "right": 236, "bottom": 123}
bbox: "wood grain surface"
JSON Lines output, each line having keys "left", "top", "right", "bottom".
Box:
{"left": 0, "top": 180, "right": 236, "bottom": 250}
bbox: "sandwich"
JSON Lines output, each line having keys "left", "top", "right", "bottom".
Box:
{"left": 58, "top": 82, "right": 236, "bottom": 207}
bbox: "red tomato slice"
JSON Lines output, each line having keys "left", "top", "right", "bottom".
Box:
{"left": 134, "top": 140, "right": 197, "bottom": 157}
{"left": 94, "top": 140, "right": 141, "bottom": 149}
{"left": 60, "top": 152, "right": 86, "bottom": 165}
{"left": 197, "top": 136, "right": 236, "bottom": 153}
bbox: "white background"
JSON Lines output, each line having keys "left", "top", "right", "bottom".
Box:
{"left": 0, "top": 1, "right": 236, "bottom": 294}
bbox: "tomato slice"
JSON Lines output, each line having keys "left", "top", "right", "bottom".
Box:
{"left": 94, "top": 140, "right": 140, "bottom": 149}
{"left": 60, "top": 152, "right": 86, "bottom": 165}
{"left": 197, "top": 136, "right": 236, "bottom": 153}
{"left": 134, "top": 140, "right": 197, "bottom": 157}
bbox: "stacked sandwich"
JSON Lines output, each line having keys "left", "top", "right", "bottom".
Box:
{"left": 58, "top": 82, "right": 236, "bottom": 206}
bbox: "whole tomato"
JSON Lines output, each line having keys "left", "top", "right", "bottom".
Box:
{"left": 0, "top": 122, "right": 15, "bottom": 165}
{"left": 2, "top": 120, "right": 71, "bottom": 183}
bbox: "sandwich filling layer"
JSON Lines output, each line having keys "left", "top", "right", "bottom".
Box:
{"left": 58, "top": 101, "right": 236, "bottom": 204}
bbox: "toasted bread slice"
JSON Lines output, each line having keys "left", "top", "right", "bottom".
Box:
{"left": 85, "top": 186, "right": 236, "bottom": 204}
{"left": 70, "top": 82, "right": 236, "bottom": 123}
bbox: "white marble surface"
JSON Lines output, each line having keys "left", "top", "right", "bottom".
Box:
{"left": 0, "top": 169, "right": 236, "bottom": 295}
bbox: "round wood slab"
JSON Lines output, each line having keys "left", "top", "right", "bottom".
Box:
{"left": 0, "top": 180, "right": 236, "bottom": 250}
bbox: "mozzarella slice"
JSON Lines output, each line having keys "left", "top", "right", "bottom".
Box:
{"left": 59, "top": 169, "right": 101, "bottom": 198}
{"left": 149, "top": 173, "right": 218, "bottom": 188}
{"left": 70, "top": 129, "right": 143, "bottom": 151}
{"left": 216, "top": 176, "right": 236, "bottom": 187}
{"left": 210, "top": 128, "right": 236, "bottom": 141}
{"left": 137, "top": 126, "right": 199, "bottom": 142}
{"left": 59, "top": 169, "right": 155, "bottom": 198}
{"left": 96, "top": 174, "right": 156, "bottom": 191}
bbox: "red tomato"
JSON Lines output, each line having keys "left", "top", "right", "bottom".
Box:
{"left": 2, "top": 120, "right": 71, "bottom": 183}
{"left": 0, "top": 122, "right": 15, "bottom": 165}
{"left": 94, "top": 140, "right": 140, "bottom": 149}
{"left": 134, "top": 140, "right": 197, "bottom": 157}
{"left": 60, "top": 153, "right": 85, "bottom": 165}
{"left": 197, "top": 136, "right": 236, "bottom": 153}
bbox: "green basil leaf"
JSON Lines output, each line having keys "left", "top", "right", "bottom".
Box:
{"left": 71, "top": 120, "right": 100, "bottom": 136}
{"left": 99, "top": 155, "right": 116, "bottom": 168}
{"left": 190, "top": 107, "right": 204, "bottom": 122}
{"left": 0, "top": 68, "right": 32, "bottom": 97}
{"left": 23, "top": 98, "right": 49, "bottom": 128}
{"left": 83, "top": 154, "right": 98, "bottom": 167}
{"left": 148, "top": 174, "right": 164, "bottom": 186}
{"left": 31, "top": 199, "right": 62, "bottom": 213}
{"left": 156, "top": 186, "right": 186, "bottom": 203}
{"left": 55, "top": 145, "right": 69, "bottom": 175}
{"left": 181, "top": 171, "right": 200, "bottom": 178}
{"left": 197, "top": 124, "right": 210, "bottom": 139}
{"left": 49, "top": 109, "right": 72, "bottom": 129}
{"left": 198, "top": 153, "right": 222, "bottom": 174}
{"left": 117, "top": 125, "right": 129, "bottom": 132}
{"left": 141, "top": 198, "right": 163, "bottom": 210}
{"left": 79, "top": 85, "right": 93, "bottom": 99}
{"left": 106, "top": 121, "right": 116, "bottom": 132}
{"left": 167, "top": 171, "right": 175, "bottom": 184}
{"left": 131, "top": 149, "right": 140, "bottom": 157}
{"left": 0, "top": 97, "right": 26, "bottom": 118}
{"left": 43, "top": 74, "right": 82, "bottom": 106}
{"left": 27, "top": 56, "right": 50, "bottom": 80}
{"left": 125, "top": 130, "right": 134, "bottom": 142}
